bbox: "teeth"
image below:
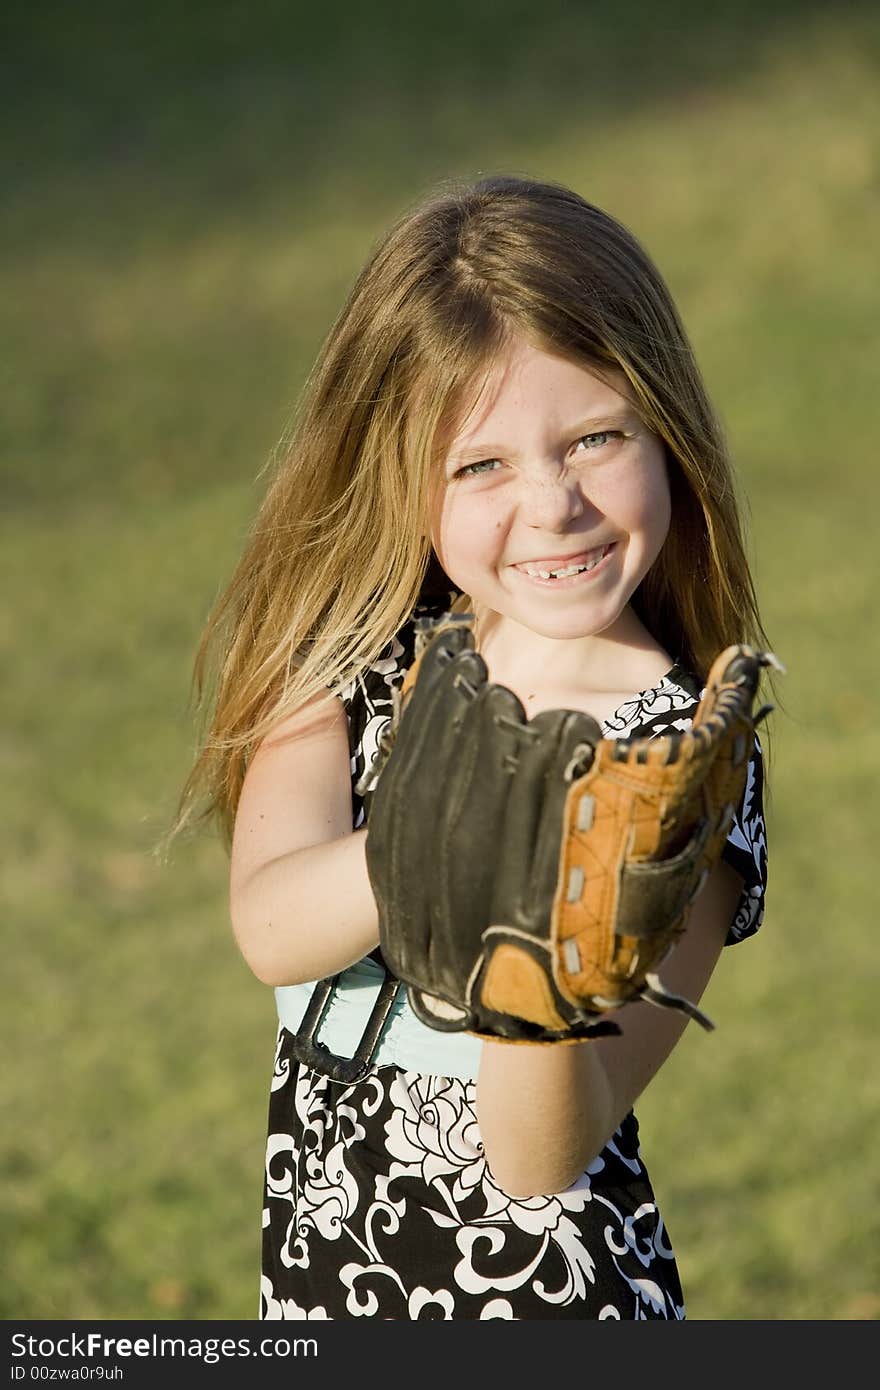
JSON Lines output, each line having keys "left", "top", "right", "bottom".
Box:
{"left": 522, "top": 546, "right": 609, "bottom": 579}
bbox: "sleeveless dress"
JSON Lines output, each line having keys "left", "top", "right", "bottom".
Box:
{"left": 260, "top": 591, "right": 769, "bottom": 1321}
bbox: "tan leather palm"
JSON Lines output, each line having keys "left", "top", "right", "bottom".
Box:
{"left": 550, "top": 646, "right": 758, "bottom": 1014}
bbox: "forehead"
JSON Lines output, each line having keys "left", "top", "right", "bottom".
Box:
{"left": 445, "top": 338, "right": 633, "bottom": 448}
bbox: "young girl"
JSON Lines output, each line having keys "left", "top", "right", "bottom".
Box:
{"left": 170, "top": 173, "right": 775, "bottom": 1320}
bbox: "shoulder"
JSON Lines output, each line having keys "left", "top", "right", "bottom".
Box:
{"left": 256, "top": 687, "right": 347, "bottom": 751}
{"left": 341, "top": 587, "right": 463, "bottom": 825}
{"left": 339, "top": 586, "right": 463, "bottom": 707}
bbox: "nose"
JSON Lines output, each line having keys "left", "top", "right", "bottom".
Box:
{"left": 516, "top": 469, "right": 585, "bottom": 531}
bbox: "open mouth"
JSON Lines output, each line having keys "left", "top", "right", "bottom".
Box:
{"left": 514, "top": 542, "right": 616, "bottom": 585}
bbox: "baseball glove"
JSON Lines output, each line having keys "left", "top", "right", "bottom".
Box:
{"left": 357, "top": 612, "right": 781, "bottom": 1042}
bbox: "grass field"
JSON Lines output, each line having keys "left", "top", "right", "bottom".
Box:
{"left": 3, "top": 1, "right": 879, "bottom": 1319}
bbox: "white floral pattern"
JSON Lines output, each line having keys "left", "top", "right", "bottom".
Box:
{"left": 263, "top": 1051, "right": 684, "bottom": 1320}
{"left": 260, "top": 593, "right": 767, "bottom": 1319}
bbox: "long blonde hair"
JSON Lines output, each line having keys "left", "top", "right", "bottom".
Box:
{"left": 160, "top": 172, "right": 777, "bottom": 859}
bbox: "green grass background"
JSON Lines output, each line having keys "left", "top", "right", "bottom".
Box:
{"left": 3, "top": 0, "right": 879, "bottom": 1319}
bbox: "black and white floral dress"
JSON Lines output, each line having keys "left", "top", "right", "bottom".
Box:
{"left": 260, "top": 591, "right": 768, "bottom": 1321}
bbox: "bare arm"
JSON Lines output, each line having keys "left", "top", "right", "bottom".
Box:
{"left": 228, "top": 691, "right": 380, "bottom": 986}
{"left": 475, "top": 858, "right": 744, "bottom": 1198}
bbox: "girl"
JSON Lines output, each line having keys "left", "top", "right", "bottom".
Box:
{"left": 170, "top": 173, "right": 775, "bottom": 1320}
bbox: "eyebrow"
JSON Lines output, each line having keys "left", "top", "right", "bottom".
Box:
{"left": 447, "top": 411, "right": 638, "bottom": 463}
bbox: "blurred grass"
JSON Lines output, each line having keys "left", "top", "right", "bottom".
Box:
{"left": 2, "top": 0, "right": 879, "bottom": 1319}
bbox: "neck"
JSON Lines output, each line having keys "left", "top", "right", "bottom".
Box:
{"left": 472, "top": 603, "right": 673, "bottom": 698}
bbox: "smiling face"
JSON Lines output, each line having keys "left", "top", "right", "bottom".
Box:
{"left": 430, "top": 333, "right": 672, "bottom": 650}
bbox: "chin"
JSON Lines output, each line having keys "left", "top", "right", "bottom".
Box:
{"left": 501, "top": 602, "right": 620, "bottom": 642}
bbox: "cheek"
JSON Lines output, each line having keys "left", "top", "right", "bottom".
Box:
{"left": 605, "top": 455, "right": 671, "bottom": 544}
{"left": 643, "top": 471, "right": 672, "bottom": 544}
{"left": 432, "top": 490, "right": 504, "bottom": 574}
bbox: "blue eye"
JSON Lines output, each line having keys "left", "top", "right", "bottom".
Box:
{"left": 455, "top": 458, "right": 502, "bottom": 478}
{"left": 578, "top": 430, "right": 619, "bottom": 450}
